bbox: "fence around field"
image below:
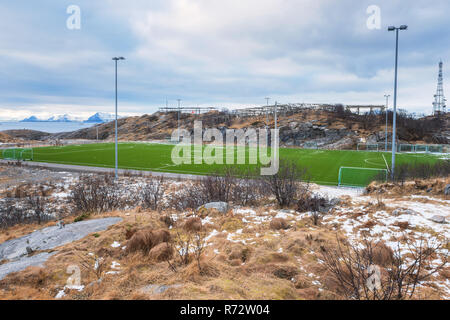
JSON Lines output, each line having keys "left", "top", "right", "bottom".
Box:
{"left": 354, "top": 143, "right": 448, "bottom": 154}
{"left": 0, "top": 139, "right": 105, "bottom": 150}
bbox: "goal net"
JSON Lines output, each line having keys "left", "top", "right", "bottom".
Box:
{"left": 357, "top": 144, "right": 379, "bottom": 152}
{"left": 338, "top": 167, "right": 388, "bottom": 187}
{"left": 366, "top": 144, "right": 379, "bottom": 152}
{"left": 1, "top": 148, "right": 34, "bottom": 161}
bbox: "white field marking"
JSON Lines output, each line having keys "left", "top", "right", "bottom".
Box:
{"left": 33, "top": 145, "right": 136, "bottom": 156}
{"left": 382, "top": 154, "right": 390, "bottom": 173}
{"left": 363, "top": 157, "right": 385, "bottom": 167}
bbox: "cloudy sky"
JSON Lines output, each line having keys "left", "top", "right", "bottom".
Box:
{"left": 0, "top": 0, "right": 448, "bottom": 120}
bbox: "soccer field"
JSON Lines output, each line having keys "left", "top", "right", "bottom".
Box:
{"left": 0, "top": 142, "right": 443, "bottom": 186}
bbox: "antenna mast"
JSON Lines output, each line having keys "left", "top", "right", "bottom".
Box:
{"left": 433, "top": 61, "right": 446, "bottom": 115}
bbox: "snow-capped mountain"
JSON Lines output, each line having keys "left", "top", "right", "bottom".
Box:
{"left": 20, "top": 115, "right": 40, "bottom": 122}
{"left": 20, "top": 113, "right": 118, "bottom": 123}
{"left": 47, "top": 114, "right": 84, "bottom": 122}
{"left": 84, "top": 112, "right": 118, "bottom": 123}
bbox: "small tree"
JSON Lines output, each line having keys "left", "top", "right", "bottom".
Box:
{"left": 263, "top": 160, "right": 309, "bottom": 207}
{"left": 27, "top": 194, "right": 45, "bottom": 225}
{"left": 321, "top": 236, "right": 448, "bottom": 300}
{"left": 141, "top": 176, "right": 166, "bottom": 210}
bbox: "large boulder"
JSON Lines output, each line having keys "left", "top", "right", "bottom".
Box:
{"left": 198, "top": 202, "right": 229, "bottom": 213}
{"left": 430, "top": 215, "right": 446, "bottom": 224}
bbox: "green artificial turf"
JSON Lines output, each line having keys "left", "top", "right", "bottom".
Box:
{"left": 0, "top": 142, "right": 443, "bottom": 186}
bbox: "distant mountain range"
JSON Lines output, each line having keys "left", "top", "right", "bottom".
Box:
{"left": 20, "top": 113, "right": 120, "bottom": 123}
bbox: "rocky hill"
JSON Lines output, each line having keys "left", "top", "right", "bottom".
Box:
{"left": 53, "top": 109, "right": 449, "bottom": 149}
{"left": 2, "top": 109, "right": 449, "bottom": 149}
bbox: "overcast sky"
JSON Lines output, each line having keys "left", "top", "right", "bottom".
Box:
{"left": 0, "top": 0, "right": 448, "bottom": 120}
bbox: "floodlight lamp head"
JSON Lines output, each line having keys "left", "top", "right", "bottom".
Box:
{"left": 399, "top": 25, "right": 408, "bottom": 30}
{"left": 388, "top": 26, "right": 396, "bottom": 31}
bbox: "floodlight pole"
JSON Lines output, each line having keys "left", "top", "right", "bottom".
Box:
{"left": 177, "top": 99, "right": 181, "bottom": 141}
{"left": 384, "top": 94, "right": 390, "bottom": 151}
{"left": 265, "top": 97, "right": 270, "bottom": 124}
{"left": 388, "top": 25, "right": 407, "bottom": 180}
{"left": 274, "top": 101, "right": 278, "bottom": 131}
{"left": 112, "top": 57, "right": 125, "bottom": 180}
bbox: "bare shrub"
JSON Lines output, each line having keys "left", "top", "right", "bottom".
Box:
{"left": 320, "top": 237, "right": 448, "bottom": 300}
{"left": 167, "top": 182, "right": 208, "bottom": 211}
{"left": 270, "top": 218, "right": 290, "bottom": 230}
{"left": 263, "top": 160, "right": 309, "bottom": 208}
{"left": 173, "top": 217, "right": 206, "bottom": 273}
{"left": 297, "top": 193, "right": 328, "bottom": 213}
{"left": 77, "top": 252, "right": 108, "bottom": 280}
{"left": 26, "top": 194, "right": 46, "bottom": 225}
{"left": 199, "top": 168, "right": 235, "bottom": 203}
{"left": 230, "top": 167, "right": 268, "bottom": 206}
{"left": 69, "top": 174, "right": 124, "bottom": 214}
{"left": 166, "top": 167, "right": 269, "bottom": 210}
{"left": 310, "top": 211, "right": 321, "bottom": 226}
{"left": 140, "top": 176, "right": 166, "bottom": 210}
{"left": 0, "top": 194, "right": 52, "bottom": 228}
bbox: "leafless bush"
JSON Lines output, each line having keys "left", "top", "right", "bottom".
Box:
{"left": 140, "top": 176, "right": 166, "bottom": 210}
{"left": 230, "top": 167, "right": 268, "bottom": 206}
{"left": 173, "top": 217, "right": 207, "bottom": 272}
{"left": 26, "top": 194, "right": 46, "bottom": 225}
{"left": 167, "top": 182, "right": 208, "bottom": 211}
{"left": 199, "top": 168, "right": 236, "bottom": 203}
{"left": 310, "top": 211, "right": 321, "bottom": 226}
{"left": 321, "top": 236, "right": 447, "bottom": 300}
{"left": 69, "top": 174, "right": 124, "bottom": 214}
{"left": 263, "top": 160, "right": 309, "bottom": 207}
{"left": 0, "top": 199, "right": 27, "bottom": 228}
{"left": 77, "top": 252, "right": 108, "bottom": 280}
{"left": 0, "top": 194, "right": 52, "bottom": 228}
{"left": 297, "top": 193, "right": 328, "bottom": 213}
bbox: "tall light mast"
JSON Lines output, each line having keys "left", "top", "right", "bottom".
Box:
{"left": 433, "top": 61, "right": 447, "bottom": 116}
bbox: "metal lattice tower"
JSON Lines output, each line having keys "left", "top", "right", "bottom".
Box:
{"left": 433, "top": 61, "right": 446, "bottom": 115}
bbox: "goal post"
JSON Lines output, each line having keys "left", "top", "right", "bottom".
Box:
{"left": 1, "top": 148, "right": 33, "bottom": 161}
{"left": 357, "top": 143, "right": 379, "bottom": 152}
{"left": 338, "top": 167, "right": 388, "bottom": 187}
{"left": 366, "top": 144, "right": 379, "bottom": 152}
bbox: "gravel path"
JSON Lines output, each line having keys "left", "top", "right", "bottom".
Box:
{"left": 0, "top": 217, "right": 122, "bottom": 280}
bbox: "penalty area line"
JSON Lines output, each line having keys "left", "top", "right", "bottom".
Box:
{"left": 382, "top": 153, "right": 391, "bottom": 173}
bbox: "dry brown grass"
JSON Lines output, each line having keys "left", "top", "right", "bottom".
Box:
{"left": 183, "top": 217, "right": 202, "bottom": 233}
{"left": 0, "top": 197, "right": 447, "bottom": 300}
{"left": 366, "top": 177, "right": 450, "bottom": 199}
{"left": 270, "top": 218, "right": 290, "bottom": 230}
{"left": 126, "top": 228, "right": 171, "bottom": 255}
